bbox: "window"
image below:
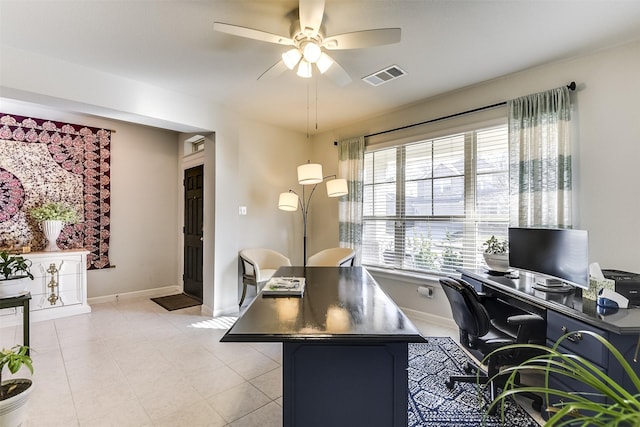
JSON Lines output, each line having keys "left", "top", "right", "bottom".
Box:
{"left": 362, "top": 124, "right": 509, "bottom": 274}
{"left": 184, "top": 134, "right": 205, "bottom": 154}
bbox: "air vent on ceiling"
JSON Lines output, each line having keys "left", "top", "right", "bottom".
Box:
{"left": 362, "top": 65, "right": 406, "bottom": 86}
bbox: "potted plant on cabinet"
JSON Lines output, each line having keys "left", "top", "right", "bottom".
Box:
{"left": 30, "top": 202, "right": 79, "bottom": 251}
{"left": 0, "top": 345, "right": 34, "bottom": 427}
{"left": 0, "top": 251, "right": 34, "bottom": 298}
{"left": 482, "top": 235, "right": 510, "bottom": 273}
{"left": 486, "top": 331, "right": 640, "bottom": 426}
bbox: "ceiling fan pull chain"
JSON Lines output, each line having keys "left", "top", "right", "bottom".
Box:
{"left": 306, "top": 80, "right": 310, "bottom": 139}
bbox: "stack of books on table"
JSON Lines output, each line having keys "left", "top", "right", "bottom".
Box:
{"left": 262, "top": 277, "right": 306, "bottom": 297}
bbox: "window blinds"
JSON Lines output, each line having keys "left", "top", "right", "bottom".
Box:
{"left": 362, "top": 124, "right": 508, "bottom": 274}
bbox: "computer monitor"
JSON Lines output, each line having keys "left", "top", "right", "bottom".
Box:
{"left": 508, "top": 227, "right": 589, "bottom": 289}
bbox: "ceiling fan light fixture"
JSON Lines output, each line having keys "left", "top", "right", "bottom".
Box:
{"left": 282, "top": 48, "right": 302, "bottom": 70}
{"left": 297, "top": 59, "right": 313, "bottom": 78}
{"left": 302, "top": 41, "right": 322, "bottom": 63}
{"left": 214, "top": 0, "right": 402, "bottom": 85}
{"left": 316, "top": 52, "right": 333, "bottom": 74}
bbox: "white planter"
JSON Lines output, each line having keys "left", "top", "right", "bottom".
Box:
{"left": 0, "top": 379, "right": 33, "bottom": 427}
{"left": 0, "top": 277, "right": 32, "bottom": 298}
{"left": 483, "top": 253, "right": 510, "bottom": 272}
{"left": 41, "top": 220, "right": 64, "bottom": 251}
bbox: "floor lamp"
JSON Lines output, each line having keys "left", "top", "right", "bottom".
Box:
{"left": 279, "top": 163, "right": 348, "bottom": 266}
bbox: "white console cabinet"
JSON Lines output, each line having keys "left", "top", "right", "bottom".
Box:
{"left": 0, "top": 249, "right": 91, "bottom": 325}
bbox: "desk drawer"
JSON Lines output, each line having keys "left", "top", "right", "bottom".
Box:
{"left": 547, "top": 310, "right": 609, "bottom": 367}
{"left": 544, "top": 372, "right": 607, "bottom": 421}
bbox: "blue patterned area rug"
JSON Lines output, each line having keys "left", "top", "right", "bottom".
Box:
{"left": 408, "top": 337, "right": 540, "bottom": 427}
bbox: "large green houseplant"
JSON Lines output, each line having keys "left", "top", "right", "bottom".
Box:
{"left": 485, "top": 330, "right": 640, "bottom": 426}
{"left": 0, "top": 345, "right": 34, "bottom": 427}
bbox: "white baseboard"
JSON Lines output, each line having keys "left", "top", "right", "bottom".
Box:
{"left": 401, "top": 306, "right": 457, "bottom": 330}
{"left": 88, "top": 285, "right": 181, "bottom": 305}
{"left": 200, "top": 304, "right": 213, "bottom": 317}
{"left": 213, "top": 304, "right": 240, "bottom": 318}
{"left": 1, "top": 303, "right": 92, "bottom": 327}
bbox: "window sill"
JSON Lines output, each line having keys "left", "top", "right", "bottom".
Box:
{"left": 364, "top": 265, "right": 461, "bottom": 285}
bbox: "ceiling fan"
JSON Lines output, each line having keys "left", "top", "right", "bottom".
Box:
{"left": 213, "top": 0, "right": 401, "bottom": 86}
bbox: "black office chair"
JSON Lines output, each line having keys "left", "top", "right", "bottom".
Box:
{"left": 439, "top": 277, "right": 545, "bottom": 410}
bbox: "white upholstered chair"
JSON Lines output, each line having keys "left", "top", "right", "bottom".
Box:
{"left": 307, "top": 247, "right": 355, "bottom": 267}
{"left": 239, "top": 248, "right": 291, "bottom": 307}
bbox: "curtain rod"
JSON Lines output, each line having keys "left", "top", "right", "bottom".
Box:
{"left": 362, "top": 81, "right": 576, "bottom": 139}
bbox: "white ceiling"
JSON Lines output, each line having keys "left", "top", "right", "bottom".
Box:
{"left": 2, "top": 0, "right": 640, "bottom": 134}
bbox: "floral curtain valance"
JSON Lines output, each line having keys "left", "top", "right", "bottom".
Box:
{"left": 0, "top": 113, "right": 112, "bottom": 269}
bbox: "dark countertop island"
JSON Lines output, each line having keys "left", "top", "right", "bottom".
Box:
{"left": 221, "top": 266, "right": 426, "bottom": 427}
{"left": 222, "top": 266, "right": 425, "bottom": 343}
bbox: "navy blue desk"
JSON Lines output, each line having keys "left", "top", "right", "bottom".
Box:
{"left": 460, "top": 269, "right": 640, "bottom": 412}
{"left": 221, "top": 266, "right": 426, "bottom": 427}
{"left": 460, "top": 269, "right": 640, "bottom": 334}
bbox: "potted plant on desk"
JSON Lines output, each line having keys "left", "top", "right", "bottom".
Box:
{"left": 482, "top": 235, "right": 510, "bottom": 273}
{"left": 0, "top": 251, "right": 34, "bottom": 298}
{"left": 30, "top": 201, "right": 79, "bottom": 251}
{"left": 0, "top": 345, "right": 34, "bottom": 427}
{"left": 486, "top": 331, "right": 640, "bottom": 426}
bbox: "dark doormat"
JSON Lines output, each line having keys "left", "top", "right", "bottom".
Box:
{"left": 151, "top": 293, "right": 202, "bottom": 311}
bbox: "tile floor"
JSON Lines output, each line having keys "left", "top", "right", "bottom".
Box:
{"left": 0, "top": 297, "right": 539, "bottom": 426}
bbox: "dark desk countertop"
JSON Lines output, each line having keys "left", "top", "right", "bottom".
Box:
{"left": 222, "top": 266, "right": 426, "bottom": 343}
{"left": 461, "top": 269, "right": 640, "bottom": 335}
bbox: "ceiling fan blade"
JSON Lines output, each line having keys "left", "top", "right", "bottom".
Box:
{"left": 323, "top": 28, "right": 401, "bottom": 50}
{"left": 213, "top": 22, "right": 294, "bottom": 46}
{"left": 298, "top": 0, "right": 325, "bottom": 37}
{"left": 323, "top": 60, "right": 352, "bottom": 87}
{"left": 257, "top": 60, "right": 289, "bottom": 81}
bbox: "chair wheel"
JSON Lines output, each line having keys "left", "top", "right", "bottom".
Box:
{"left": 445, "top": 380, "right": 454, "bottom": 390}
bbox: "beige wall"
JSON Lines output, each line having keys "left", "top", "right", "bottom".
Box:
{"left": 0, "top": 100, "right": 181, "bottom": 299}
{"left": 310, "top": 40, "right": 640, "bottom": 316}
{"left": 235, "top": 121, "right": 310, "bottom": 262}
{"left": 176, "top": 112, "right": 310, "bottom": 316}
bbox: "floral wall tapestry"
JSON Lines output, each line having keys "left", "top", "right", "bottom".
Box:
{"left": 0, "top": 113, "right": 111, "bottom": 269}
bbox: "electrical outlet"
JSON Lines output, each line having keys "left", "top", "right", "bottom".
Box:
{"left": 239, "top": 206, "right": 247, "bottom": 215}
{"left": 417, "top": 286, "right": 434, "bottom": 298}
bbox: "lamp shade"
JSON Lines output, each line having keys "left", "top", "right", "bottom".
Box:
{"left": 278, "top": 192, "right": 299, "bottom": 211}
{"left": 297, "top": 163, "right": 323, "bottom": 185}
{"left": 316, "top": 52, "right": 334, "bottom": 74}
{"left": 296, "top": 59, "right": 312, "bottom": 78}
{"left": 282, "top": 48, "right": 302, "bottom": 70}
{"left": 326, "top": 178, "right": 348, "bottom": 197}
{"left": 302, "top": 42, "right": 322, "bottom": 63}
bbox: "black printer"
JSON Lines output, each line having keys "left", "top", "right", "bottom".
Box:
{"left": 602, "top": 269, "right": 640, "bottom": 307}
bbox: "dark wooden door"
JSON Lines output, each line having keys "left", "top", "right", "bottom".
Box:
{"left": 183, "top": 165, "right": 204, "bottom": 302}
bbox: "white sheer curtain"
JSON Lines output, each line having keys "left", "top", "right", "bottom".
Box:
{"left": 508, "top": 86, "right": 573, "bottom": 227}
{"left": 338, "top": 136, "right": 365, "bottom": 265}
